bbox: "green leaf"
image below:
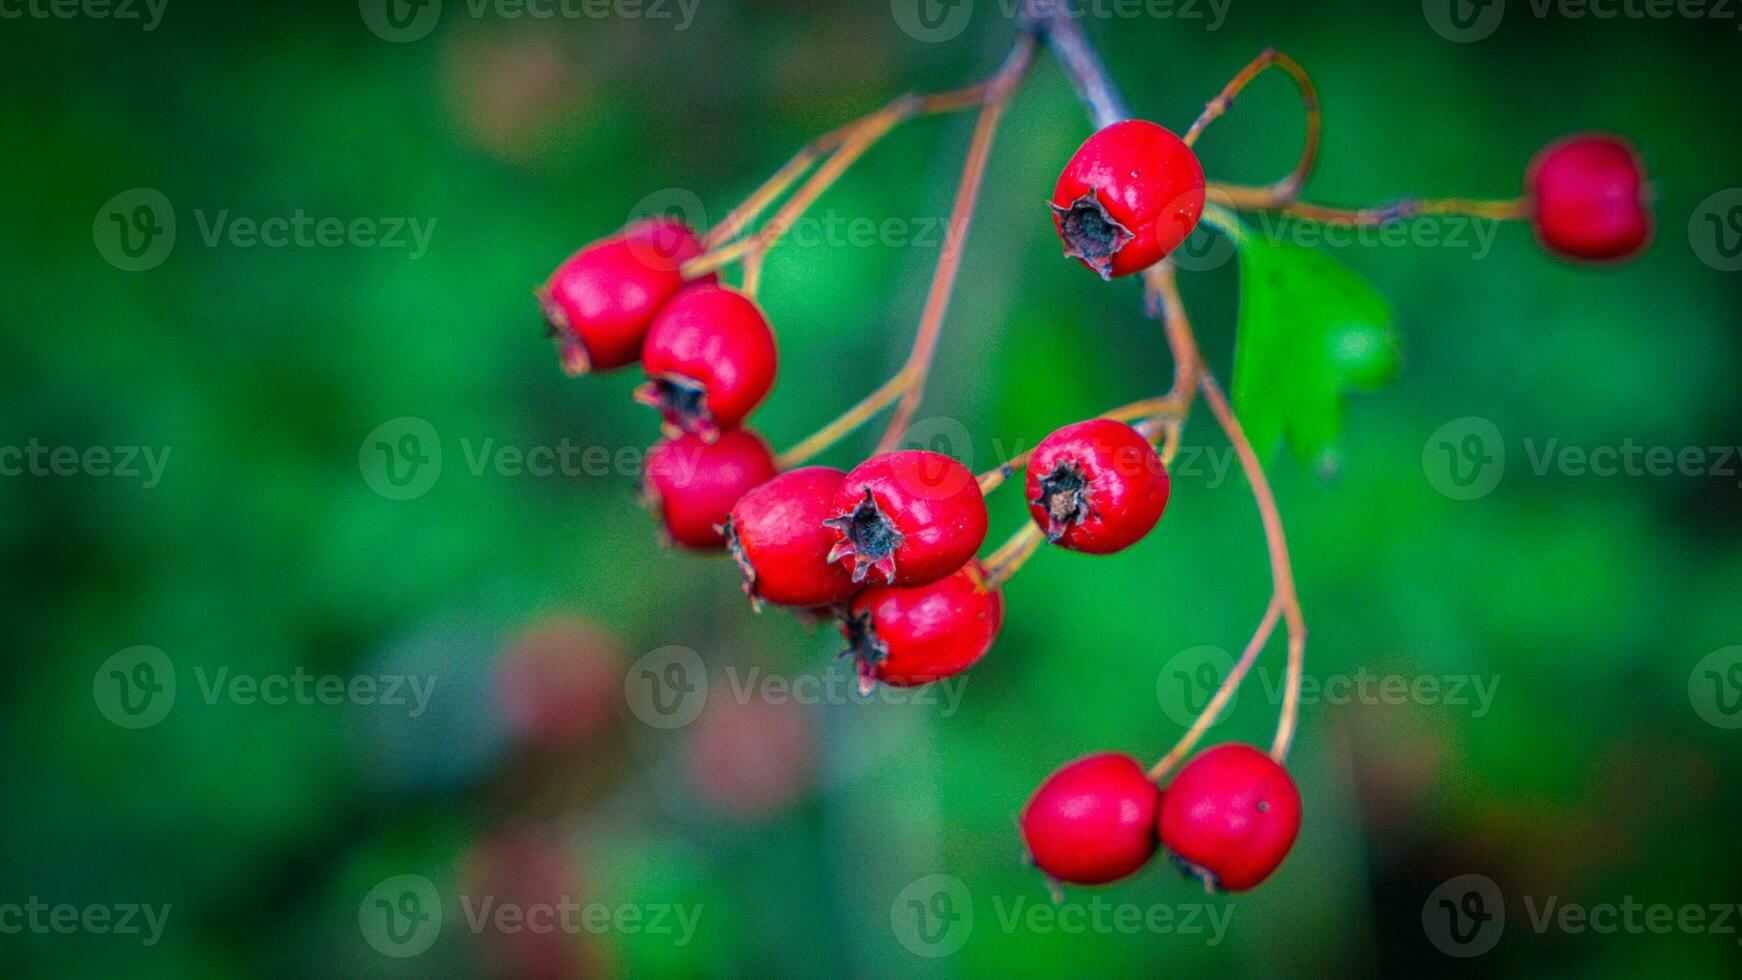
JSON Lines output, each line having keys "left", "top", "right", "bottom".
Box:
{"left": 1230, "top": 229, "right": 1401, "bottom": 473}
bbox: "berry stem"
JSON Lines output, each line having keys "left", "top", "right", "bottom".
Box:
{"left": 983, "top": 523, "right": 1046, "bottom": 588}
{"left": 1196, "top": 369, "right": 1308, "bottom": 762}
{"left": 1211, "top": 185, "right": 1530, "bottom": 226}
{"left": 875, "top": 36, "right": 1036, "bottom": 454}
{"left": 1184, "top": 48, "right": 1321, "bottom": 206}
{"left": 1148, "top": 597, "right": 1283, "bottom": 782}
{"left": 1026, "top": 1, "right": 1132, "bottom": 128}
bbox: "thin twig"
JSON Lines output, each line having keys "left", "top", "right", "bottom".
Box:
{"left": 1185, "top": 49, "right": 1321, "bottom": 206}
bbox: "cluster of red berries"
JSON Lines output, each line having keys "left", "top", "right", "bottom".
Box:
{"left": 540, "top": 101, "right": 1650, "bottom": 896}
{"left": 539, "top": 204, "right": 1176, "bottom": 695}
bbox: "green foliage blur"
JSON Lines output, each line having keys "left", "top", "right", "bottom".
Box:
{"left": 2, "top": 1, "right": 1739, "bottom": 976}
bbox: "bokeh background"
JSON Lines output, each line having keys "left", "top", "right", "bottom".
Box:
{"left": 3, "top": 0, "right": 1740, "bottom": 976}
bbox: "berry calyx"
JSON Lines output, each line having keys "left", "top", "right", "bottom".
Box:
{"left": 642, "top": 428, "right": 778, "bottom": 550}
{"left": 837, "top": 561, "right": 1003, "bottom": 693}
{"left": 1157, "top": 743, "right": 1301, "bottom": 893}
{"left": 823, "top": 450, "right": 988, "bottom": 588}
{"left": 724, "top": 466, "right": 861, "bottom": 610}
{"left": 1020, "top": 752, "right": 1161, "bottom": 887}
{"left": 1527, "top": 133, "right": 1652, "bottom": 263}
{"left": 637, "top": 284, "right": 779, "bottom": 440}
{"left": 1051, "top": 119, "right": 1206, "bottom": 279}
{"left": 538, "top": 218, "right": 712, "bottom": 375}
{"left": 1026, "top": 418, "right": 1170, "bottom": 554}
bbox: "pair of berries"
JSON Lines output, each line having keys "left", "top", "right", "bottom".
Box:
{"left": 1527, "top": 133, "right": 1653, "bottom": 263}
{"left": 1019, "top": 744, "right": 1301, "bottom": 893}
{"left": 541, "top": 219, "right": 782, "bottom": 549}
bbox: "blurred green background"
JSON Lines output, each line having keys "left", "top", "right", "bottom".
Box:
{"left": 2, "top": 0, "right": 1740, "bottom": 976}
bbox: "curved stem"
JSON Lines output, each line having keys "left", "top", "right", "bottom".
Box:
{"left": 1197, "top": 370, "right": 1307, "bottom": 762}
{"left": 1148, "top": 597, "right": 1282, "bottom": 782}
{"left": 983, "top": 523, "right": 1045, "bottom": 588}
{"left": 1185, "top": 48, "right": 1321, "bottom": 206}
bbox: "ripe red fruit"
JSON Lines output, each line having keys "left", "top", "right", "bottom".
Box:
{"left": 642, "top": 428, "right": 778, "bottom": 550}
{"left": 838, "top": 561, "right": 1003, "bottom": 693}
{"left": 1157, "top": 743, "right": 1301, "bottom": 892}
{"left": 637, "top": 284, "right": 779, "bottom": 440}
{"left": 1051, "top": 119, "right": 1206, "bottom": 279}
{"left": 538, "top": 218, "right": 712, "bottom": 375}
{"left": 1527, "top": 134, "right": 1652, "bottom": 262}
{"left": 1026, "top": 419, "right": 1170, "bottom": 554}
{"left": 1020, "top": 752, "right": 1161, "bottom": 887}
{"left": 823, "top": 450, "right": 988, "bottom": 588}
{"left": 725, "top": 467, "right": 861, "bottom": 610}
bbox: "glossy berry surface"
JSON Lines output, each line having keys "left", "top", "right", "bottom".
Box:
{"left": 1020, "top": 752, "right": 1161, "bottom": 886}
{"left": 725, "top": 467, "right": 861, "bottom": 610}
{"left": 1157, "top": 743, "right": 1301, "bottom": 893}
{"left": 638, "top": 284, "right": 779, "bottom": 440}
{"left": 823, "top": 450, "right": 988, "bottom": 588}
{"left": 539, "top": 218, "right": 711, "bottom": 375}
{"left": 1026, "top": 419, "right": 1169, "bottom": 554}
{"left": 1527, "top": 134, "right": 1652, "bottom": 262}
{"left": 1051, "top": 119, "right": 1205, "bottom": 279}
{"left": 642, "top": 428, "right": 777, "bottom": 550}
{"left": 838, "top": 561, "right": 1003, "bottom": 692}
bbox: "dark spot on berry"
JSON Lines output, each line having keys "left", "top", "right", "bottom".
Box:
{"left": 723, "top": 517, "right": 762, "bottom": 612}
{"left": 1256, "top": 800, "right": 1270, "bottom": 814}
{"left": 649, "top": 373, "right": 708, "bottom": 423}
{"left": 822, "top": 488, "right": 905, "bottom": 583}
{"left": 1050, "top": 191, "right": 1134, "bottom": 279}
{"left": 1034, "top": 461, "right": 1092, "bottom": 542}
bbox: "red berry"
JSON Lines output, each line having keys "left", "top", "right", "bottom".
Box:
{"left": 642, "top": 428, "right": 777, "bottom": 550}
{"left": 838, "top": 561, "right": 1003, "bottom": 693}
{"left": 1020, "top": 752, "right": 1161, "bottom": 887}
{"left": 725, "top": 467, "right": 861, "bottom": 610}
{"left": 538, "top": 218, "right": 712, "bottom": 375}
{"left": 1527, "top": 134, "right": 1652, "bottom": 263}
{"left": 1157, "top": 743, "right": 1301, "bottom": 892}
{"left": 637, "top": 284, "right": 779, "bottom": 440}
{"left": 1051, "top": 119, "right": 1205, "bottom": 279}
{"left": 1026, "top": 419, "right": 1169, "bottom": 554}
{"left": 823, "top": 450, "right": 988, "bottom": 588}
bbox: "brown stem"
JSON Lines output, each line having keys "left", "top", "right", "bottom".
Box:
{"left": 1185, "top": 48, "right": 1321, "bottom": 206}
{"left": 1148, "top": 597, "right": 1282, "bottom": 782}
{"left": 1211, "top": 184, "right": 1530, "bottom": 226}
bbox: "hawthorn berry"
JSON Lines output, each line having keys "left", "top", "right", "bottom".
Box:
{"left": 1527, "top": 134, "right": 1652, "bottom": 263}
{"left": 724, "top": 467, "right": 861, "bottom": 610}
{"left": 823, "top": 450, "right": 988, "bottom": 588}
{"left": 638, "top": 284, "right": 779, "bottom": 440}
{"left": 1157, "top": 743, "right": 1301, "bottom": 893}
{"left": 538, "top": 218, "right": 712, "bottom": 375}
{"left": 838, "top": 561, "right": 1003, "bottom": 693}
{"left": 1026, "top": 418, "right": 1169, "bottom": 554}
{"left": 1020, "top": 752, "right": 1161, "bottom": 887}
{"left": 1051, "top": 119, "right": 1205, "bottom": 279}
{"left": 642, "top": 428, "right": 778, "bottom": 550}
